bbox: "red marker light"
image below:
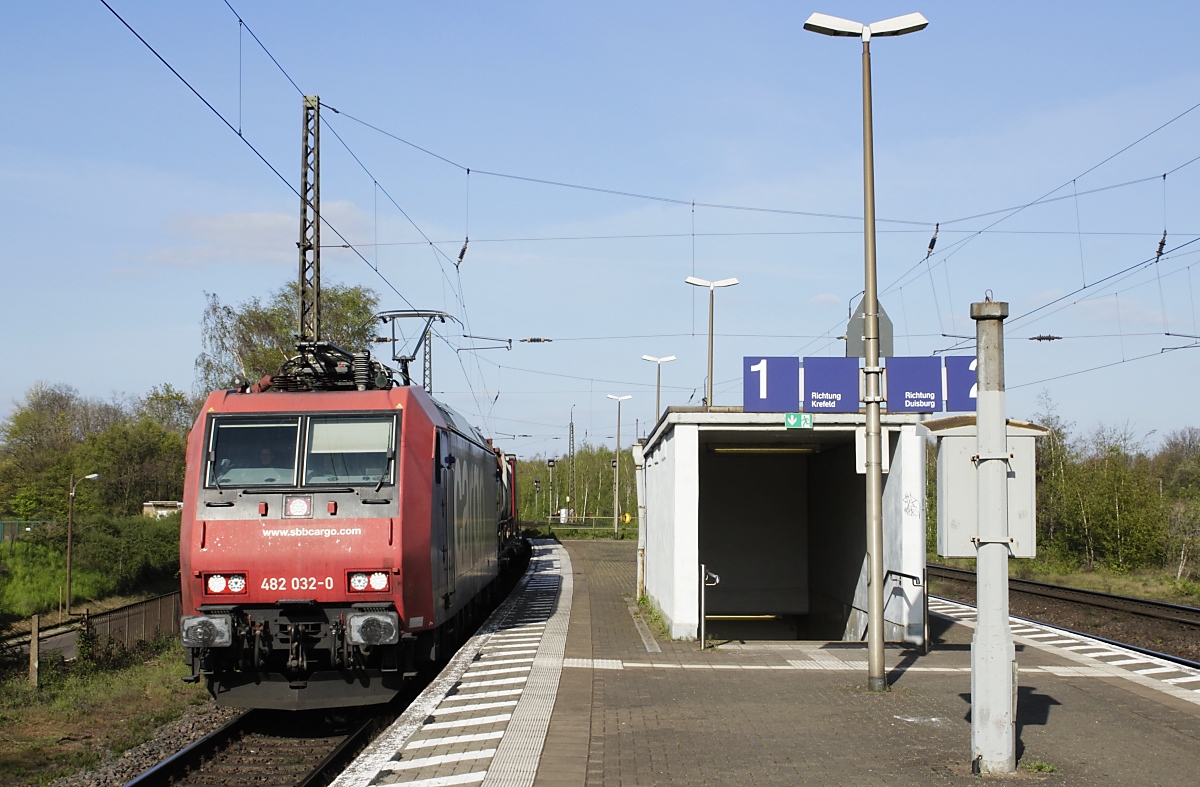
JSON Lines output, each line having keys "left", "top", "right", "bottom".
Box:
{"left": 259, "top": 502, "right": 268, "bottom": 516}
{"left": 328, "top": 501, "right": 337, "bottom": 515}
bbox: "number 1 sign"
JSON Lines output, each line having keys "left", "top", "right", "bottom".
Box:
{"left": 742, "top": 357, "right": 800, "bottom": 413}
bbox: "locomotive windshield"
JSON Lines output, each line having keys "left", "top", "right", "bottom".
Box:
{"left": 206, "top": 417, "right": 300, "bottom": 487}
{"left": 304, "top": 415, "right": 396, "bottom": 486}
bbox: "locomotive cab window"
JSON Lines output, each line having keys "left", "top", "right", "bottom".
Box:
{"left": 206, "top": 417, "right": 300, "bottom": 487}
{"left": 304, "top": 415, "right": 397, "bottom": 486}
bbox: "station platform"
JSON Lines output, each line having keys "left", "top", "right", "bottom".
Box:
{"left": 334, "top": 540, "right": 1200, "bottom": 786}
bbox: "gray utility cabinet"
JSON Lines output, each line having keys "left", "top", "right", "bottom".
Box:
{"left": 925, "top": 416, "right": 1048, "bottom": 559}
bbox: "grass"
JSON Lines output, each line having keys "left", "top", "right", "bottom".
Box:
{"left": 1023, "top": 759, "right": 1058, "bottom": 773}
{"left": 637, "top": 595, "right": 671, "bottom": 641}
{"left": 0, "top": 639, "right": 210, "bottom": 786}
{"left": 929, "top": 553, "right": 1200, "bottom": 607}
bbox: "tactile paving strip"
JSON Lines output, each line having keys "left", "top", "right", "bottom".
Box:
{"left": 331, "top": 540, "right": 571, "bottom": 787}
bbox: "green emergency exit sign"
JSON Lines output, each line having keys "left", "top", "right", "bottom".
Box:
{"left": 785, "top": 412, "right": 813, "bottom": 429}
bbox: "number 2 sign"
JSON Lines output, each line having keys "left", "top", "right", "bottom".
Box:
{"left": 945, "top": 356, "right": 977, "bottom": 412}
{"left": 742, "top": 357, "right": 800, "bottom": 413}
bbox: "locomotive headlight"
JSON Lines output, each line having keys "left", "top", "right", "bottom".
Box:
{"left": 347, "top": 612, "right": 399, "bottom": 646}
{"left": 284, "top": 494, "right": 313, "bottom": 518}
{"left": 349, "top": 572, "right": 369, "bottom": 591}
{"left": 368, "top": 572, "right": 389, "bottom": 591}
{"left": 204, "top": 573, "right": 247, "bottom": 594}
{"left": 181, "top": 615, "right": 232, "bottom": 648}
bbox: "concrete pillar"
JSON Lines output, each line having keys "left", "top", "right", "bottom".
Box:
{"left": 970, "top": 298, "right": 1016, "bottom": 773}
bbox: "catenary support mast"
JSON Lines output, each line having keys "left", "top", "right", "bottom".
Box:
{"left": 298, "top": 95, "right": 321, "bottom": 343}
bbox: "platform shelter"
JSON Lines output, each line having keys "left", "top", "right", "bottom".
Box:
{"left": 633, "top": 406, "right": 928, "bottom": 644}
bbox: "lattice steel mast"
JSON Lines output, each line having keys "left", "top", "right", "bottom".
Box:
{"left": 298, "top": 95, "right": 321, "bottom": 343}
{"left": 422, "top": 333, "right": 433, "bottom": 393}
{"left": 569, "top": 408, "right": 576, "bottom": 520}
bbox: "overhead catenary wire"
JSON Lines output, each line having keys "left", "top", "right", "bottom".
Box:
{"left": 98, "top": 0, "right": 420, "bottom": 314}
{"left": 105, "top": 0, "right": 1200, "bottom": 442}
{"left": 219, "top": 1, "right": 496, "bottom": 424}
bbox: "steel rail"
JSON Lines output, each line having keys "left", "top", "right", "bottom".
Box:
{"left": 122, "top": 710, "right": 256, "bottom": 787}
{"left": 296, "top": 712, "right": 389, "bottom": 787}
{"left": 122, "top": 707, "right": 384, "bottom": 787}
{"left": 927, "top": 564, "right": 1200, "bottom": 627}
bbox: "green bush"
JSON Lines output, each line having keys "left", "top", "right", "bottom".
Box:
{"left": 0, "top": 514, "right": 179, "bottom": 618}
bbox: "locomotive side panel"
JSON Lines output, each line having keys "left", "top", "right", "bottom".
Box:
{"left": 448, "top": 429, "right": 501, "bottom": 609}
{"left": 428, "top": 426, "right": 503, "bottom": 626}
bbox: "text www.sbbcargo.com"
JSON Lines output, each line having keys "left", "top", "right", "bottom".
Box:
{"left": 261, "top": 527, "right": 363, "bottom": 538}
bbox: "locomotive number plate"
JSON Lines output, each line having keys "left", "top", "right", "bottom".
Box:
{"left": 261, "top": 576, "right": 335, "bottom": 591}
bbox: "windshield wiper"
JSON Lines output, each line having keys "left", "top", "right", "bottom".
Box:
{"left": 375, "top": 449, "right": 396, "bottom": 493}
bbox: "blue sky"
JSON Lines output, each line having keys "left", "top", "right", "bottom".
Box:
{"left": 4, "top": 1, "right": 1200, "bottom": 457}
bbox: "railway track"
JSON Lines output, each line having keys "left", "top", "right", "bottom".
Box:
{"left": 926, "top": 564, "right": 1200, "bottom": 628}
{"left": 124, "top": 706, "right": 390, "bottom": 787}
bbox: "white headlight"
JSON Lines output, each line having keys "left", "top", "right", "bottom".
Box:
{"left": 206, "top": 574, "right": 227, "bottom": 594}
{"left": 369, "top": 572, "right": 389, "bottom": 591}
{"left": 227, "top": 575, "right": 246, "bottom": 593}
{"left": 349, "top": 572, "right": 369, "bottom": 591}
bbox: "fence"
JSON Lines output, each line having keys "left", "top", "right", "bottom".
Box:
{"left": 1, "top": 520, "right": 53, "bottom": 543}
{"left": 86, "top": 591, "right": 181, "bottom": 650}
{"left": 523, "top": 517, "right": 640, "bottom": 529}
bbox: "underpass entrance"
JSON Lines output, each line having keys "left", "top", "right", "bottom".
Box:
{"left": 637, "top": 408, "right": 926, "bottom": 646}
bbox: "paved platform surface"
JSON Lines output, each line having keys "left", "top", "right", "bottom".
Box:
{"left": 337, "top": 540, "right": 1200, "bottom": 786}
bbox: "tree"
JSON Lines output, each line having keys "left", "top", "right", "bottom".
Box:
{"left": 138, "top": 383, "right": 199, "bottom": 437}
{"left": 515, "top": 443, "right": 636, "bottom": 524}
{"left": 195, "top": 281, "right": 380, "bottom": 392}
{"left": 0, "top": 383, "right": 188, "bottom": 519}
{"left": 74, "top": 419, "right": 186, "bottom": 517}
{"left": 0, "top": 383, "right": 125, "bottom": 519}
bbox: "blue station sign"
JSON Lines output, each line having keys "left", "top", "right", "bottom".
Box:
{"left": 742, "top": 356, "right": 800, "bottom": 413}
{"left": 886, "top": 356, "right": 942, "bottom": 413}
{"left": 802, "top": 357, "right": 859, "bottom": 413}
{"left": 945, "top": 356, "right": 978, "bottom": 412}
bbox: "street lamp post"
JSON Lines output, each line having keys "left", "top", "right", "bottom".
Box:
{"left": 607, "top": 395, "right": 632, "bottom": 536}
{"left": 66, "top": 472, "right": 99, "bottom": 616}
{"left": 641, "top": 355, "right": 677, "bottom": 422}
{"left": 685, "top": 277, "right": 738, "bottom": 409}
{"left": 547, "top": 459, "right": 556, "bottom": 524}
{"left": 804, "top": 10, "right": 927, "bottom": 693}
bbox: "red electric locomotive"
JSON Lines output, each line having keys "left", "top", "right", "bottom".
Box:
{"left": 179, "top": 346, "right": 520, "bottom": 710}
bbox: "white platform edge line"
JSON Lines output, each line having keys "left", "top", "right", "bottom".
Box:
{"left": 329, "top": 548, "right": 548, "bottom": 787}
{"left": 930, "top": 594, "right": 1200, "bottom": 707}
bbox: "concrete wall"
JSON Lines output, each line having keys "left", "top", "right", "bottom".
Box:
{"left": 881, "top": 425, "right": 927, "bottom": 644}
{"left": 643, "top": 423, "right": 699, "bottom": 638}
{"left": 698, "top": 452, "right": 808, "bottom": 615}
{"left": 641, "top": 412, "right": 927, "bottom": 644}
{"left": 844, "top": 427, "right": 927, "bottom": 643}
{"left": 806, "top": 443, "right": 867, "bottom": 638}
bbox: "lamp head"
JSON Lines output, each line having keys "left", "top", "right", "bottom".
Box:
{"left": 712, "top": 278, "right": 739, "bottom": 288}
{"left": 804, "top": 11, "right": 927, "bottom": 41}
{"left": 83, "top": 473, "right": 99, "bottom": 480}
{"left": 685, "top": 276, "right": 710, "bottom": 288}
{"left": 803, "top": 12, "right": 863, "bottom": 37}
{"left": 869, "top": 13, "right": 928, "bottom": 37}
